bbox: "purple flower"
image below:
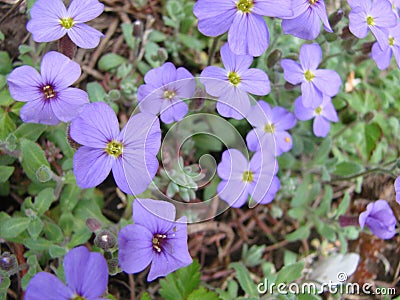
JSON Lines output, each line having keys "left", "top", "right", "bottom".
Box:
{"left": 281, "top": 0, "right": 332, "bottom": 40}
{"left": 217, "top": 149, "right": 278, "bottom": 207}
{"left": 371, "top": 23, "right": 400, "bottom": 70}
{"left": 7, "top": 51, "right": 88, "bottom": 125}
{"left": 348, "top": 0, "right": 397, "bottom": 50}
{"left": 395, "top": 176, "right": 400, "bottom": 204}
{"left": 27, "top": 0, "right": 104, "bottom": 49}
{"left": 118, "top": 198, "right": 192, "bottom": 281}
{"left": 246, "top": 101, "right": 296, "bottom": 156}
{"left": 281, "top": 43, "right": 342, "bottom": 108}
{"left": 294, "top": 95, "right": 338, "bottom": 137}
{"left": 70, "top": 102, "right": 161, "bottom": 194}
{"left": 25, "top": 246, "right": 108, "bottom": 300}
{"left": 257, "top": 176, "right": 281, "bottom": 205}
{"left": 193, "top": 0, "right": 292, "bottom": 56}
{"left": 137, "top": 62, "right": 195, "bottom": 124}
{"left": 200, "top": 43, "right": 270, "bottom": 119}
{"left": 359, "top": 200, "right": 396, "bottom": 239}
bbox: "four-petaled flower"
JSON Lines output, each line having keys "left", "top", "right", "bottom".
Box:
{"left": 282, "top": 0, "right": 333, "bottom": 40}
{"left": 70, "top": 102, "right": 161, "bottom": 194}
{"left": 118, "top": 198, "right": 192, "bottom": 281}
{"left": 281, "top": 43, "right": 342, "bottom": 108}
{"left": 137, "top": 62, "right": 196, "bottom": 124}
{"left": 7, "top": 51, "right": 89, "bottom": 125}
{"left": 193, "top": 0, "right": 292, "bottom": 56}
{"left": 371, "top": 23, "right": 400, "bottom": 70}
{"left": 294, "top": 95, "right": 338, "bottom": 137}
{"left": 217, "top": 149, "right": 278, "bottom": 207}
{"left": 25, "top": 246, "right": 108, "bottom": 300}
{"left": 246, "top": 101, "right": 296, "bottom": 156}
{"left": 348, "top": 0, "right": 397, "bottom": 50}
{"left": 359, "top": 199, "right": 397, "bottom": 240}
{"left": 27, "top": 0, "right": 104, "bottom": 49}
{"left": 200, "top": 43, "right": 271, "bottom": 120}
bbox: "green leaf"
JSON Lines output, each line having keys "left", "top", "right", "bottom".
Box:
{"left": 0, "top": 109, "right": 16, "bottom": 140}
{"left": 315, "top": 186, "right": 333, "bottom": 216}
{"left": 0, "top": 166, "right": 14, "bottom": 183}
{"left": 61, "top": 183, "right": 81, "bottom": 211}
{"left": 49, "top": 245, "right": 67, "bottom": 258}
{"left": 20, "top": 138, "right": 51, "bottom": 183}
{"left": 159, "top": 260, "right": 201, "bottom": 300}
{"left": 98, "top": 53, "right": 126, "bottom": 71}
{"left": 364, "top": 122, "right": 382, "bottom": 159}
{"left": 0, "top": 51, "right": 12, "bottom": 74}
{"left": 229, "top": 262, "right": 258, "bottom": 297}
{"left": 275, "top": 261, "right": 304, "bottom": 284}
{"left": 33, "top": 188, "right": 55, "bottom": 215}
{"left": 74, "top": 197, "right": 110, "bottom": 225}
{"left": 14, "top": 123, "right": 47, "bottom": 141}
{"left": 0, "top": 217, "right": 30, "bottom": 239}
{"left": 313, "top": 137, "right": 332, "bottom": 165}
{"left": 46, "top": 128, "right": 75, "bottom": 158}
{"left": 121, "top": 23, "right": 135, "bottom": 49}
{"left": 332, "top": 162, "right": 363, "bottom": 177}
{"left": 27, "top": 218, "right": 43, "bottom": 239}
{"left": 59, "top": 212, "right": 75, "bottom": 236}
{"left": 43, "top": 221, "right": 64, "bottom": 242}
{"left": 335, "top": 192, "right": 351, "bottom": 218}
{"left": 140, "top": 292, "right": 151, "bottom": 300}
{"left": 187, "top": 287, "right": 219, "bottom": 300}
{"left": 23, "top": 237, "right": 53, "bottom": 251}
{"left": 285, "top": 225, "right": 310, "bottom": 242}
{"left": 86, "top": 82, "right": 107, "bottom": 102}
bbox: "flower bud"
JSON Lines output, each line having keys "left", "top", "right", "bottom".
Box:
{"left": 94, "top": 230, "right": 117, "bottom": 250}
{"left": 329, "top": 9, "right": 344, "bottom": 28}
{"left": 361, "top": 42, "right": 374, "bottom": 55}
{"left": 133, "top": 20, "right": 144, "bottom": 39}
{"left": 58, "top": 35, "right": 77, "bottom": 59}
{"left": 267, "top": 49, "right": 282, "bottom": 68}
{"left": 36, "top": 165, "right": 52, "bottom": 183}
{"left": 86, "top": 218, "right": 102, "bottom": 232}
{"left": 0, "top": 253, "right": 18, "bottom": 275}
{"left": 66, "top": 124, "right": 81, "bottom": 150}
{"left": 107, "top": 258, "right": 120, "bottom": 275}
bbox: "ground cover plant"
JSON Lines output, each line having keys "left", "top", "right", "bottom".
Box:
{"left": 0, "top": 0, "right": 400, "bottom": 299}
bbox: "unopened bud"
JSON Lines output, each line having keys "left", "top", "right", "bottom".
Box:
{"left": 284, "top": 82, "right": 298, "bottom": 91}
{"left": 107, "top": 258, "right": 120, "bottom": 275}
{"left": 329, "top": 9, "right": 344, "bottom": 28}
{"left": 5, "top": 134, "right": 17, "bottom": 152}
{"left": 108, "top": 89, "right": 121, "bottom": 101}
{"left": 36, "top": 165, "right": 52, "bottom": 183}
{"left": 361, "top": 42, "right": 374, "bottom": 54}
{"left": 363, "top": 112, "right": 374, "bottom": 123}
{"left": 338, "top": 215, "right": 359, "bottom": 227}
{"left": 94, "top": 230, "right": 117, "bottom": 250}
{"left": 157, "top": 48, "right": 168, "bottom": 62}
{"left": 267, "top": 49, "right": 282, "bottom": 68}
{"left": 66, "top": 124, "right": 81, "bottom": 150}
{"left": 324, "top": 32, "right": 337, "bottom": 43}
{"left": 341, "top": 26, "right": 356, "bottom": 41}
{"left": 133, "top": 20, "right": 144, "bottom": 39}
{"left": 0, "top": 253, "right": 18, "bottom": 275}
{"left": 86, "top": 218, "right": 102, "bottom": 232}
{"left": 58, "top": 35, "right": 77, "bottom": 59}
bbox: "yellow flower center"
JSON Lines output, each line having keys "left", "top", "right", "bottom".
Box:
{"left": 366, "top": 15, "right": 375, "bottom": 26}
{"left": 309, "top": 0, "right": 318, "bottom": 4}
{"left": 236, "top": 0, "right": 253, "bottom": 13}
{"left": 60, "top": 17, "right": 75, "bottom": 29}
{"left": 228, "top": 71, "right": 241, "bottom": 86}
{"left": 105, "top": 141, "right": 123, "bottom": 157}
{"left": 304, "top": 69, "right": 315, "bottom": 82}
{"left": 389, "top": 36, "right": 395, "bottom": 46}
{"left": 242, "top": 170, "right": 254, "bottom": 182}
{"left": 71, "top": 295, "right": 86, "bottom": 300}
{"left": 315, "top": 106, "right": 322, "bottom": 115}
{"left": 152, "top": 234, "right": 167, "bottom": 253}
{"left": 285, "top": 137, "right": 291, "bottom": 143}
{"left": 264, "top": 123, "right": 275, "bottom": 133}
{"left": 163, "top": 90, "right": 176, "bottom": 100}
{"left": 42, "top": 85, "right": 56, "bottom": 99}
